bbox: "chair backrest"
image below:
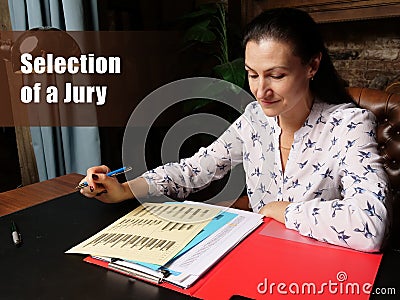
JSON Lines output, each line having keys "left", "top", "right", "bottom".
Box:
{"left": 348, "top": 87, "right": 400, "bottom": 248}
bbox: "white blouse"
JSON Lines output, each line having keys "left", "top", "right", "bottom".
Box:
{"left": 142, "top": 100, "right": 389, "bottom": 252}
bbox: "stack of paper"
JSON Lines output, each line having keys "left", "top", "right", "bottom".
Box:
{"left": 66, "top": 201, "right": 263, "bottom": 288}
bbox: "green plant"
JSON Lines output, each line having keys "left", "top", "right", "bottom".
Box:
{"left": 181, "top": 2, "right": 245, "bottom": 88}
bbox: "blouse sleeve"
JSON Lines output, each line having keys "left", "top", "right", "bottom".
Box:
{"left": 284, "top": 108, "right": 390, "bottom": 252}
{"left": 141, "top": 117, "right": 246, "bottom": 199}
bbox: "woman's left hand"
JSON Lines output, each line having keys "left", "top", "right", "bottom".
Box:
{"left": 259, "top": 201, "right": 291, "bottom": 224}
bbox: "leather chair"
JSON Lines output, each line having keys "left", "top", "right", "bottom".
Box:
{"left": 348, "top": 87, "right": 400, "bottom": 249}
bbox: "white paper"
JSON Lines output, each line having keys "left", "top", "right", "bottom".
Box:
{"left": 112, "top": 202, "right": 263, "bottom": 288}
{"left": 66, "top": 202, "right": 220, "bottom": 265}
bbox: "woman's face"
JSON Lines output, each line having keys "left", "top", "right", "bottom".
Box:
{"left": 245, "top": 38, "right": 314, "bottom": 119}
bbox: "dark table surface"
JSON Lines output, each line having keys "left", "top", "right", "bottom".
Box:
{"left": 0, "top": 192, "right": 198, "bottom": 300}
{"left": 370, "top": 248, "right": 400, "bottom": 299}
{"left": 1, "top": 189, "right": 400, "bottom": 299}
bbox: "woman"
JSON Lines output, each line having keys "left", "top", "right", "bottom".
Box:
{"left": 80, "top": 8, "right": 389, "bottom": 252}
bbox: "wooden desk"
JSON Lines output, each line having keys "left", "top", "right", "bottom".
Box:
{"left": 0, "top": 173, "right": 83, "bottom": 216}
{"left": 0, "top": 180, "right": 194, "bottom": 300}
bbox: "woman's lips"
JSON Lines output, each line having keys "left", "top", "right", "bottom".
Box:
{"left": 260, "top": 99, "right": 280, "bottom": 105}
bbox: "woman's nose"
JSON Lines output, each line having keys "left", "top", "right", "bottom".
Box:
{"left": 256, "top": 79, "right": 272, "bottom": 99}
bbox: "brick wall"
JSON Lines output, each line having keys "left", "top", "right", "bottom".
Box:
{"left": 320, "top": 18, "right": 400, "bottom": 90}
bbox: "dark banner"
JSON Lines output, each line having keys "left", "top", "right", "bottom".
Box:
{"left": 0, "top": 30, "right": 188, "bottom": 126}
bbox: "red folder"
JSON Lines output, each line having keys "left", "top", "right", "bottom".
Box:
{"left": 85, "top": 219, "right": 382, "bottom": 299}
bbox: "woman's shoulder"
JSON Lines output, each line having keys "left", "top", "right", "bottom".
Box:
{"left": 238, "top": 101, "right": 277, "bottom": 132}
{"left": 244, "top": 101, "right": 262, "bottom": 114}
{"left": 318, "top": 100, "right": 376, "bottom": 123}
{"left": 241, "top": 101, "right": 269, "bottom": 121}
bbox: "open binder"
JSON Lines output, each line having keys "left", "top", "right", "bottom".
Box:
{"left": 67, "top": 201, "right": 264, "bottom": 289}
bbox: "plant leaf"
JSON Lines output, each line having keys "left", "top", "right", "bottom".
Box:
{"left": 183, "top": 20, "right": 216, "bottom": 43}
{"left": 213, "top": 58, "right": 246, "bottom": 87}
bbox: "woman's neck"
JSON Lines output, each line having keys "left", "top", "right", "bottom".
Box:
{"left": 278, "top": 93, "right": 314, "bottom": 134}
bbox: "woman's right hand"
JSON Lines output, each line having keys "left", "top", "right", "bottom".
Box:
{"left": 79, "top": 165, "right": 134, "bottom": 203}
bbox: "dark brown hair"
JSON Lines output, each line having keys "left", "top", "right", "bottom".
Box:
{"left": 243, "top": 8, "right": 353, "bottom": 104}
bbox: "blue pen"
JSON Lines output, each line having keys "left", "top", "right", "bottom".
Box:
{"left": 76, "top": 166, "right": 132, "bottom": 189}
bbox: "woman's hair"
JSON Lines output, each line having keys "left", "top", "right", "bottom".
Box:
{"left": 243, "top": 8, "right": 353, "bottom": 104}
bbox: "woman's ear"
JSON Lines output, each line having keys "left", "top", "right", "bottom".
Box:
{"left": 308, "top": 52, "right": 322, "bottom": 79}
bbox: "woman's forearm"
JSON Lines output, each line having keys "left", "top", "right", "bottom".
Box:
{"left": 123, "top": 177, "right": 149, "bottom": 200}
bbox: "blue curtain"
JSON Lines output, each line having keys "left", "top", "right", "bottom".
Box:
{"left": 8, "top": 0, "right": 101, "bottom": 180}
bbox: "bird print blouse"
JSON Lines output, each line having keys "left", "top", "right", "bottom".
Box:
{"left": 142, "top": 99, "right": 389, "bottom": 252}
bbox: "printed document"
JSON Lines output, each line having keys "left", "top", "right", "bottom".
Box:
{"left": 66, "top": 202, "right": 220, "bottom": 265}
{"left": 111, "top": 201, "right": 263, "bottom": 288}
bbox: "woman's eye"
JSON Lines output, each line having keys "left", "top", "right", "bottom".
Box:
{"left": 248, "top": 74, "right": 258, "bottom": 79}
{"left": 271, "top": 74, "right": 285, "bottom": 79}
